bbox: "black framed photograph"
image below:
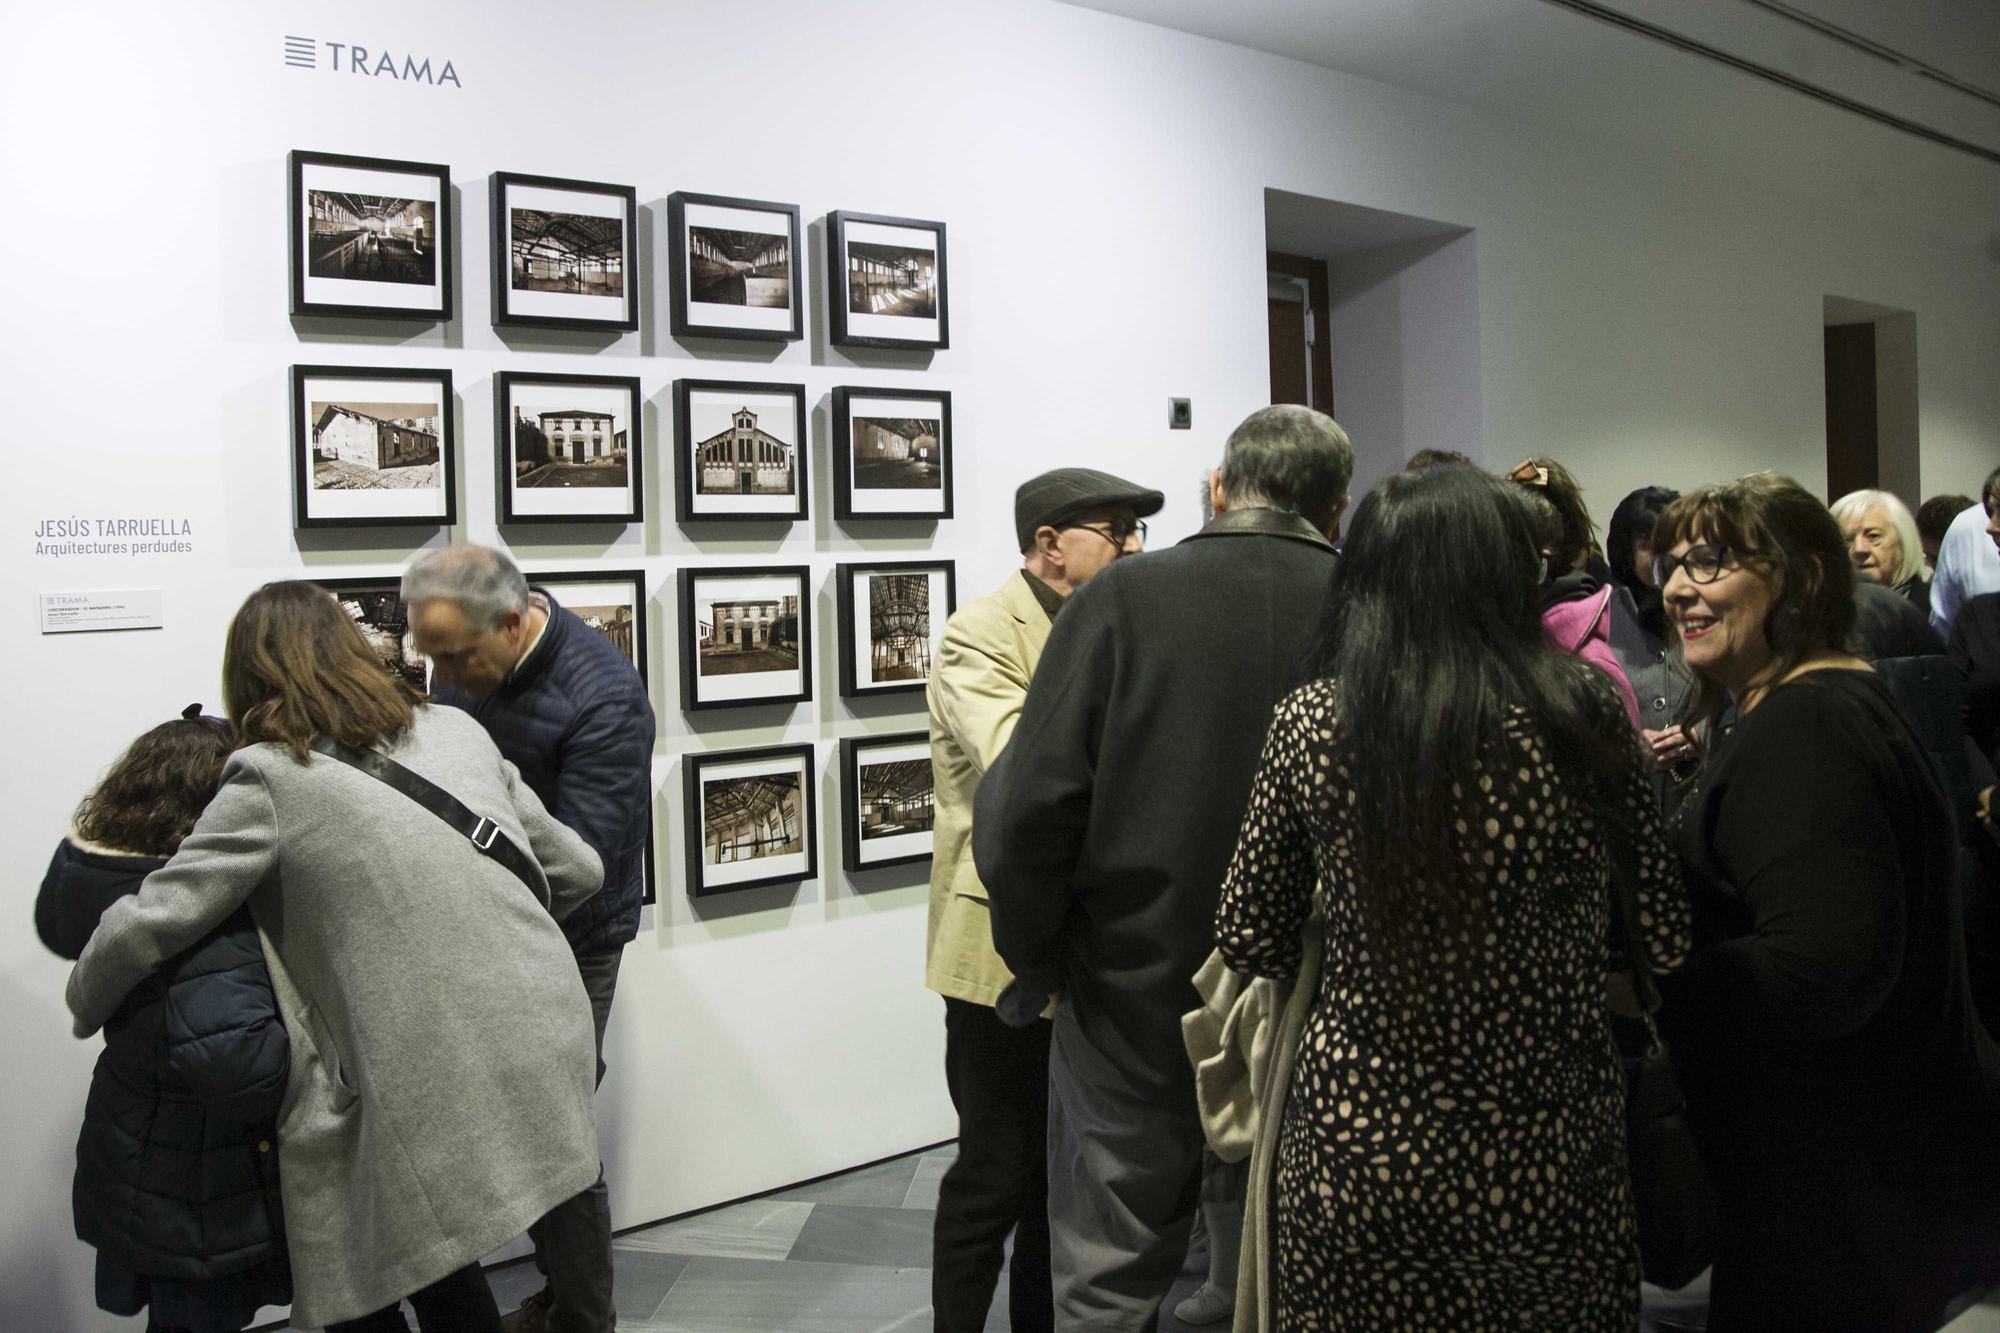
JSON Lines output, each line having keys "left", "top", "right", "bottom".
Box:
{"left": 292, "top": 364, "right": 455, "bottom": 529}
{"left": 490, "top": 172, "right": 638, "bottom": 331}
{"left": 826, "top": 210, "right": 949, "bottom": 350}
{"left": 834, "top": 559, "right": 956, "bottom": 699}
{"left": 290, "top": 150, "right": 452, "bottom": 321}
{"left": 494, "top": 372, "right": 642, "bottom": 524}
{"left": 839, "top": 732, "right": 935, "bottom": 872}
{"left": 667, "top": 192, "right": 803, "bottom": 342}
{"left": 530, "top": 568, "right": 649, "bottom": 686}
{"left": 683, "top": 743, "right": 817, "bottom": 896}
{"left": 677, "top": 565, "right": 812, "bottom": 711}
{"left": 831, "top": 386, "right": 953, "bottom": 520}
{"left": 673, "top": 379, "right": 808, "bottom": 523}
{"left": 317, "top": 576, "right": 430, "bottom": 692}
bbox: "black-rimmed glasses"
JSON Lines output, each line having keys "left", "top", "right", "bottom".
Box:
{"left": 1652, "top": 543, "right": 1738, "bottom": 586}
{"left": 1063, "top": 518, "right": 1147, "bottom": 548}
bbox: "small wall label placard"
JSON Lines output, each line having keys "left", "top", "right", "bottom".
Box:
{"left": 39, "top": 589, "right": 164, "bottom": 635}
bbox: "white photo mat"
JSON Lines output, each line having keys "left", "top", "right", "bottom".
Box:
{"left": 300, "top": 374, "right": 447, "bottom": 521}
{"left": 697, "top": 751, "right": 812, "bottom": 887}
{"left": 682, "top": 200, "right": 794, "bottom": 333}
{"left": 850, "top": 737, "right": 933, "bottom": 865}
{"left": 689, "top": 572, "right": 807, "bottom": 702}
{"left": 299, "top": 161, "right": 444, "bottom": 312}
{"left": 505, "top": 181, "right": 629, "bottom": 322}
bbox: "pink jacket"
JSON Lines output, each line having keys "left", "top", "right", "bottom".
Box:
{"left": 1542, "top": 584, "right": 1642, "bottom": 729}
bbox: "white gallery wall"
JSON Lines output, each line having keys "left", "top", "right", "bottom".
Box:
{"left": 3, "top": 0, "right": 1996, "bottom": 1326}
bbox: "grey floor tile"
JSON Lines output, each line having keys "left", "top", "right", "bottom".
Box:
{"left": 637, "top": 1254, "right": 931, "bottom": 1333}
{"left": 788, "top": 1202, "right": 936, "bottom": 1268}
{"left": 923, "top": 1142, "right": 960, "bottom": 1162}
{"left": 482, "top": 1249, "right": 690, "bottom": 1321}
{"left": 902, "top": 1152, "right": 952, "bottom": 1210}
{"left": 773, "top": 1153, "right": 924, "bottom": 1207}
{"left": 616, "top": 1197, "right": 815, "bottom": 1261}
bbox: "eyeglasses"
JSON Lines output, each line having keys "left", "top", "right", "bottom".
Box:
{"left": 1063, "top": 519, "right": 1147, "bottom": 548}
{"left": 1651, "top": 543, "right": 1740, "bottom": 586}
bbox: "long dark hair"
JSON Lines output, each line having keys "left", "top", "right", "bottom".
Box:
{"left": 1608, "top": 486, "right": 1679, "bottom": 636}
{"left": 75, "top": 714, "right": 233, "bottom": 856}
{"left": 225, "top": 581, "right": 421, "bottom": 761}
{"left": 1303, "top": 468, "right": 1639, "bottom": 961}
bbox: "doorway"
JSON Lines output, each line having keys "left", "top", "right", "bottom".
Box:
{"left": 1823, "top": 296, "right": 1918, "bottom": 505}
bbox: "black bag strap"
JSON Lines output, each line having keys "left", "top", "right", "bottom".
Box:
{"left": 310, "top": 736, "right": 541, "bottom": 893}
{"left": 1607, "top": 837, "right": 1666, "bottom": 1048}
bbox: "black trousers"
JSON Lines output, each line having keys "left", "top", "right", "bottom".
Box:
{"left": 934, "top": 996, "right": 1054, "bottom": 1333}
{"left": 324, "top": 1261, "right": 499, "bottom": 1333}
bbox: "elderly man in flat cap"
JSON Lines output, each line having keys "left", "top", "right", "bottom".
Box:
{"left": 926, "top": 466, "right": 1164, "bottom": 1333}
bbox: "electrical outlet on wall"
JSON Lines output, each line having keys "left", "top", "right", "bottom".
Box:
{"left": 1168, "top": 398, "right": 1191, "bottom": 429}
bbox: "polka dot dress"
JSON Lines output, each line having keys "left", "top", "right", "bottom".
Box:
{"left": 1216, "top": 680, "right": 1690, "bottom": 1332}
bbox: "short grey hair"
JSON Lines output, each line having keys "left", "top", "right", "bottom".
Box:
{"left": 1216, "top": 405, "right": 1355, "bottom": 530}
{"left": 401, "top": 544, "right": 531, "bottom": 630}
{"left": 1829, "top": 488, "right": 1925, "bottom": 587}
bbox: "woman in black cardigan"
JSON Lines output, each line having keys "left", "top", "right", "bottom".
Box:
{"left": 1654, "top": 474, "right": 2000, "bottom": 1332}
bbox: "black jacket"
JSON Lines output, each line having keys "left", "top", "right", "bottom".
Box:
{"left": 434, "top": 590, "right": 657, "bottom": 954}
{"left": 974, "top": 509, "right": 1336, "bottom": 1089}
{"left": 36, "top": 840, "right": 289, "bottom": 1281}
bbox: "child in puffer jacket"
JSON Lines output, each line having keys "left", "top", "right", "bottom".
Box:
{"left": 36, "top": 706, "right": 292, "bottom": 1333}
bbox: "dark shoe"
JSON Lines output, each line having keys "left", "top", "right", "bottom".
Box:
{"left": 500, "top": 1288, "right": 552, "bottom": 1333}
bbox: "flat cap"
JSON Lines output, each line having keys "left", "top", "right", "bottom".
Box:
{"left": 1015, "top": 467, "right": 1165, "bottom": 552}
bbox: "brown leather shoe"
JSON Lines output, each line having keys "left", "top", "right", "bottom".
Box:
{"left": 499, "top": 1287, "right": 552, "bottom": 1333}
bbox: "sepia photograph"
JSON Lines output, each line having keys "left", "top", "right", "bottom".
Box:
{"left": 532, "top": 570, "right": 648, "bottom": 682}
{"left": 835, "top": 560, "right": 956, "bottom": 698}
{"left": 495, "top": 373, "right": 641, "bottom": 523}
{"left": 678, "top": 566, "right": 813, "bottom": 710}
{"left": 683, "top": 743, "right": 818, "bottom": 895}
{"left": 490, "top": 173, "right": 638, "bottom": 331}
{"left": 668, "top": 193, "right": 803, "bottom": 341}
{"left": 291, "top": 151, "right": 452, "bottom": 320}
{"left": 320, "top": 579, "right": 428, "bottom": 692}
{"left": 827, "top": 211, "right": 949, "bottom": 350}
{"left": 833, "top": 388, "right": 954, "bottom": 520}
{"left": 840, "top": 733, "right": 935, "bottom": 872}
{"left": 852, "top": 416, "right": 942, "bottom": 491}
{"left": 292, "top": 365, "right": 455, "bottom": 528}
{"left": 674, "top": 380, "right": 808, "bottom": 522}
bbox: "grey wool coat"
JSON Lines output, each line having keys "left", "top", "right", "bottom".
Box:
{"left": 67, "top": 705, "right": 605, "bottom": 1327}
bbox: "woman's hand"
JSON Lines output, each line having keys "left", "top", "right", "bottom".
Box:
{"left": 1643, "top": 725, "right": 1696, "bottom": 771}
{"left": 1979, "top": 785, "right": 1998, "bottom": 848}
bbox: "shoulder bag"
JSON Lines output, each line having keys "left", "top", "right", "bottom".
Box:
{"left": 310, "top": 736, "right": 541, "bottom": 893}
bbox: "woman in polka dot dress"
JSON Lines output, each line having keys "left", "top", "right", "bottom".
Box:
{"left": 1216, "top": 467, "right": 1690, "bottom": 1332}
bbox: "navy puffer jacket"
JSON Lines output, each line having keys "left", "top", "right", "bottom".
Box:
{"left": 36, "top": 839, "right": 289, "bottom": 1281}
{"left": 434, "top": 590, "right": 656, "bottom": 954}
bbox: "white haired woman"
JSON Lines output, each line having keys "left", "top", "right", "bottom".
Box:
{"left": 1830, "top": 488, "right": 1927, "bottom": 607}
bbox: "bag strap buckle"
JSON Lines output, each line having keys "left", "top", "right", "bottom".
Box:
{"left": 469, "top": 816, "right": 501, "bottom": 851}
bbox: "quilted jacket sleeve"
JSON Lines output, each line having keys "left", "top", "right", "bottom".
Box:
{"left": 161, "top": 909, "right": 291, "bottom": 1123}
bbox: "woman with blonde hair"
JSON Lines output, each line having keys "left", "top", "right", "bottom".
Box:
{"left": 1830, "top": 487, "right": 1927, "bottom": 606}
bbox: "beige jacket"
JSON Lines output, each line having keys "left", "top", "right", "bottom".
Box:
{"left": 925, "top": 572, "right": 1052, "bottom": 1006}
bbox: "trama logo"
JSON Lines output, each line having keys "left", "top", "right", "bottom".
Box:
{"left": 284, "top": 35, "right": 462, "bottom": 88}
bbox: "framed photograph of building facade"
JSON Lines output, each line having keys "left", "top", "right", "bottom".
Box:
{"left": 290, "top": 150, "right": 452, "bottom": 321}
{"left": 494, "top": 372, "right": 642, "bottom": 524}
{"left": 839, "top": 732, "right": 934, "bottom": 872}
{"left": 666, "top": 192, "right": 803, "bottom": 342}
{"left": 292, "top": 364, "right": 455, "bottom": 529}
{"left": 673, "top": 379, "right": 808, "bottom": 523}
{"left": 826, "top": 210, "right": 949, "bottom": 350}
{"left": 490, "top": 172, "right": 639, "bottom": 331}
{"left": 317, "top": 576, "right": 430, "bottom": 692}
{"left": 831, "top": 386, "right": 953, "bottom": 520}
{"left": 834, "top": 559, "right": 955, "bottom": 699}
{"left": 677, "top": 565, "right": 812, "bottom": 711}
{"left": 530, "top": 568, "right": 649, "bottom": 685}
{"left": 683, "top": 743, "right": 817, "bottom": 896}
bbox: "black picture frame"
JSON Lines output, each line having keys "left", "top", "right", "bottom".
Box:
{"left": 494, "top": 372, "right": 643, "bottom": 525}
{"left": 825, "top": 210, "right": 949, "bottom": 351}
{"left": 489, "top": 172, "right": 640, "bottom": 332}
{"left": 839, "top": 731, "right": 935, "bottom": 873}
{"left": 314, "top": 575, "right": 431, "bottom": 693}
{"left": 834, "top": 558, "right": 956, "bottom": 699}
{"left": 831, "top": 386, "right": 954, "bottom": 521}
{"left": 673, "top": 379, "right": 809, "bottom": 524}
{"left": 667, "top": 191, "right": 804, "bottom": 343}
{"left": 291, "top": 364, "right": 456, "bottom": 530}
{"left": 683, "top": 743, "right": 818, "bottom": 897}
{"left": 677, "top": 565, "right": 814, "bottom": 712}
{"left": 289, "top": 150, "right": 453, "bottom": 321}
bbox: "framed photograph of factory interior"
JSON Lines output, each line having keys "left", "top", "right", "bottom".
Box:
{"left": 834, "top": 559, "right": 955, "bottom": 699}
{"left": 673, "top": 379, "right": 809, "bottom": 523}
{"left": 839, "top": 732, "right": 935, "bottom": 872}
{"left": 683, "top": 743, "right": 817, "bottom": 896}
{"left": 291, "top": 364, "right": 455, "bottom": 529}
{"left": 290, "top": 150, "right": 452, "bottom": 320}
{"left": 832, "top": 386, "right": 953, "bottom": 520}
{"left": 667, "top": 192, "right": 803, "bottom": 342}
{"left": 494, "top": 372, "right": 642, "bottom": 524}
{"left": 826, "top": 210, "right": 949, "bottom": 350}
{"left": 677, "top": 565, "right": 813, "bottom": 711}
{"left": 317, "top": 577, "right": 430, "bottom": 692}
{"left": 490, "top": 172, "right": 639, "bottom": 331}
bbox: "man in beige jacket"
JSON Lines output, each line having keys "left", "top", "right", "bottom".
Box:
{"left": 927, "top": 466, "right": 1162, "bottom": 1333}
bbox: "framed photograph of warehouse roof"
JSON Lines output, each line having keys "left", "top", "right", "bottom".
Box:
{"left": 826, "top": 211, "right": 948, "bottom": 350}
{"left": 490, "top": 172, "right": 639, "bottom": 331}
{"left": 834, "top": 559, "right": 955, "bottom": 700}
{"left": 667, "top": 192, "right": 803, "bottom": 342}
{"left": 291, "top": 364, "right": 455, "bottom": 529}
{"left": 832, "top": 386, "right": 953, "bottom": 520}
{"left": 683, "top": 743, "right": 817, "bottom": 896}
{"left": 317, "top": 576, "right": 430, "bottom": 693}
{"left": 839, "top": 732, "right": 935, "bottom": 873}
{"left": 673, "top": 379, "right": 809, "bottom": 523}
{"left": 677, "top": 565, "right": 813, "bottom": 712}
{"left": 290, "top": 150, "right": 452, "bottom": 321}
{"left": 495, "top": 372, "right": 642, "bottom": 524}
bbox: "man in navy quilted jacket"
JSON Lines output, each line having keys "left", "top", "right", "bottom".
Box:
{"left": 405, "top": 543, "right": 656, "bottom": 1333}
